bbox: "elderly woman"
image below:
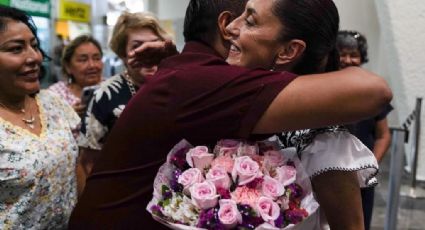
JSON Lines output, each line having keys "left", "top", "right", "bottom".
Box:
{"left": 337, "top": 30, "right": 393, "bottom": 230}
{"left": 0, "top": 6, "right": 79, "bottom": 228}
{"left": 77, "top": 12, "right": 170, "bottom": 185}
{"left": 48, "top": 35, "right": 103, "bottom": 116}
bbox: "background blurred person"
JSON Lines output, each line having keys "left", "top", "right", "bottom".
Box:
{"left": 337, "top": 30, "right": 393, "bottom": 230}
{"left": 48, "top": 35, "right": 103, "bottom": 117}
{"left": 51, "top": 34, "right": 65, "bottom": 83}
{"left": 77, "top": 12, "right": 170, "bottom": 188}
{"left": 0, "top": 6, "right": 80, "bottom": 228}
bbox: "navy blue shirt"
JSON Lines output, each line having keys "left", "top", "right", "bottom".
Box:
{"left": 349, "top": 104, "right": 393, "bottom": 150}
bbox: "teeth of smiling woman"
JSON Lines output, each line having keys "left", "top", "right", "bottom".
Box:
{"left": 230, "top": 44, "right": 240, "bottom": 53}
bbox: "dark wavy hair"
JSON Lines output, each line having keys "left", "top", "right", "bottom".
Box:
{"left": 0, "top": 5, "right": 50, "bottom": 62}
{"left": 61, "top": 34, "right": 103, "bottom": 80}
{"left": 337, "top": 30, "right": 369, "bottom": 64}
{"left": 184, "top": 0, "right": 247, "bottom": 44}
{"left": 272, "top": 0, "right": 340, "bottom": 74}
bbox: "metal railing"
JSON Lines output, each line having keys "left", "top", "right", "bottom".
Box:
{"left": 384, "top": 97, "right": 422, "bottom": 230}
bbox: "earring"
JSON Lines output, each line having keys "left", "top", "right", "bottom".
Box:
{"left": 68, "top": 77, "right": 73, "bottom": 84}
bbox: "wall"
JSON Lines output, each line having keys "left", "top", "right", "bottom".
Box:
{"left": 375, "top": 0, "right": 425, "bottom": 179}
{"left": 151, "top": 0, "right": 190, "bottom": 50}
{"left": 335, "top": 0, "right": 425, "bottom": 179}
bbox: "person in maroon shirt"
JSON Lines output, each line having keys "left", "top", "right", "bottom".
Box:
{"left": 69, "top": 0, "right": 392, "bottom": 229}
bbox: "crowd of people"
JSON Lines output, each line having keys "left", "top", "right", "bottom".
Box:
{"left": 0, "top": 0, "right": 393, "bottom": 229}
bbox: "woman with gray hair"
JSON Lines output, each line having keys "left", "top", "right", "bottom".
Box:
{"left": 77, "top": 11, "right": 171, "bottom": 189}
{"left": 337, "top": 30, "right": 393, "bottom": 230}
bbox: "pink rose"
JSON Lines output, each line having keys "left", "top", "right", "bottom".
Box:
{"left": 186, "top": 146, "right": 214, "bottom": 170}
{"left": 206, "top": 165, "right": 232, "bottom": 190}
{"left": 178, "top": 168, "right": 204, "bottom": 194}
{"left": 218, "top": 199, "right": 242, "bottom": 229}
{"left": 263, "top": 150, "right": 285, "bottom": 169}
{"left": 190, "top": 181, "right": 219, "bottom": 210}
{"left": 211, "top": 156, "right": 234, "bottom": 173}
{"left": 262, "top": 176, "right": 285, "bottom": 200}
{"left": 256, "top": 196, "right": 280, "bottom": 223}
{"left": 275, "top": 165, "right": 297, "bottom": 187}
{"left": 232, "top": 156, "right": 262, "bottom": 185}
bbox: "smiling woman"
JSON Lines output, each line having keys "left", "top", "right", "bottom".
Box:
{"left": 0, "top": 5, "right": 80, "bottom": 229}
{"left": 48, "top": 35, "right": 104, "bottom": 116}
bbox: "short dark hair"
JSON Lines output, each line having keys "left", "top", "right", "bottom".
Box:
{"left": 0, "top": 5, "right": 49, "bottom": 61}
{"left": 61, "top": 35, "right": 103, "bottom": 78}
{"left": 272, "top": 0, "right": 340, "bottom": 74}
{"left": 183, "top": 0, "right": 247, "bottom": 44}
{"left": 337, "top": 30, "right": 369, "bottom": 64}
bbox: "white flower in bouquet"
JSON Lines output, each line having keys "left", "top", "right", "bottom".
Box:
{"left": 161, "top": 193, "right": 199, "bottom": 226}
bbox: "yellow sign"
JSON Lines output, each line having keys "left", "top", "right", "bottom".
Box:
{"left": 59, "top": 0, "right": 90, "bottom": 23}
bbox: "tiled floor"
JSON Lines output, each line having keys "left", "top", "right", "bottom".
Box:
{"left": 371, "top": 153, "right": 425, "bottom": 230}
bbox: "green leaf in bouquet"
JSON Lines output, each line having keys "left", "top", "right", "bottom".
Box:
{"left": 161, "top": 185, "right": 173, "bottom": 200}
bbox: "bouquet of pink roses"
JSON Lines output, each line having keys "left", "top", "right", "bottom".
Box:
{"left": 147, "top": 139, "right": 319, "bottom": 230}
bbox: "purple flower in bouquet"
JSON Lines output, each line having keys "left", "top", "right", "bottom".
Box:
{"left": 197, "top": 208, "right": 226, "bottom": 230}
{"left": 286, "top": 183, "right": 304, "bottom": 200}
{"left": 150, "top": 204, "right": 164, "bottom": 218}
{"left": 217, "top": 187, "right": 231, "bottom": 199}
{"left": 238, "top": 204, "right": 265, "bottom": 229}
{"left": 161, "top": 185, "right": 173, "bottom": 200}
{"left": 274, "top": 212, "right": 285, "bottom": 228}
{"left": 170, "top": 169, "right": 183, "bottom": 192}
{"left": 284, "top": 208, "right": 309, "bottom": 225}
{"left": 170, "top": 147, "right": 191, "bottom": 170}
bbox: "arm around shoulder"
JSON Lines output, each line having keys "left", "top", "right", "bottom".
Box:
{"left": 253, "top": 67, "right": 393, "bottom": 133}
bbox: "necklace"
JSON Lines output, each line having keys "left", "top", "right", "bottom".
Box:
{"left": 123, "top": 71, "right": 137, "bottom": 96}
{"left": 0, "top": 97, "right": 36, "bottom": 129}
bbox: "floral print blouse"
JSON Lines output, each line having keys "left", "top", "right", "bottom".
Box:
{"left": 0, "top": 90, "right": 80, "bottom": 229}
{"left": 48, "top": 81, "right": 81, "bottom": 107}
